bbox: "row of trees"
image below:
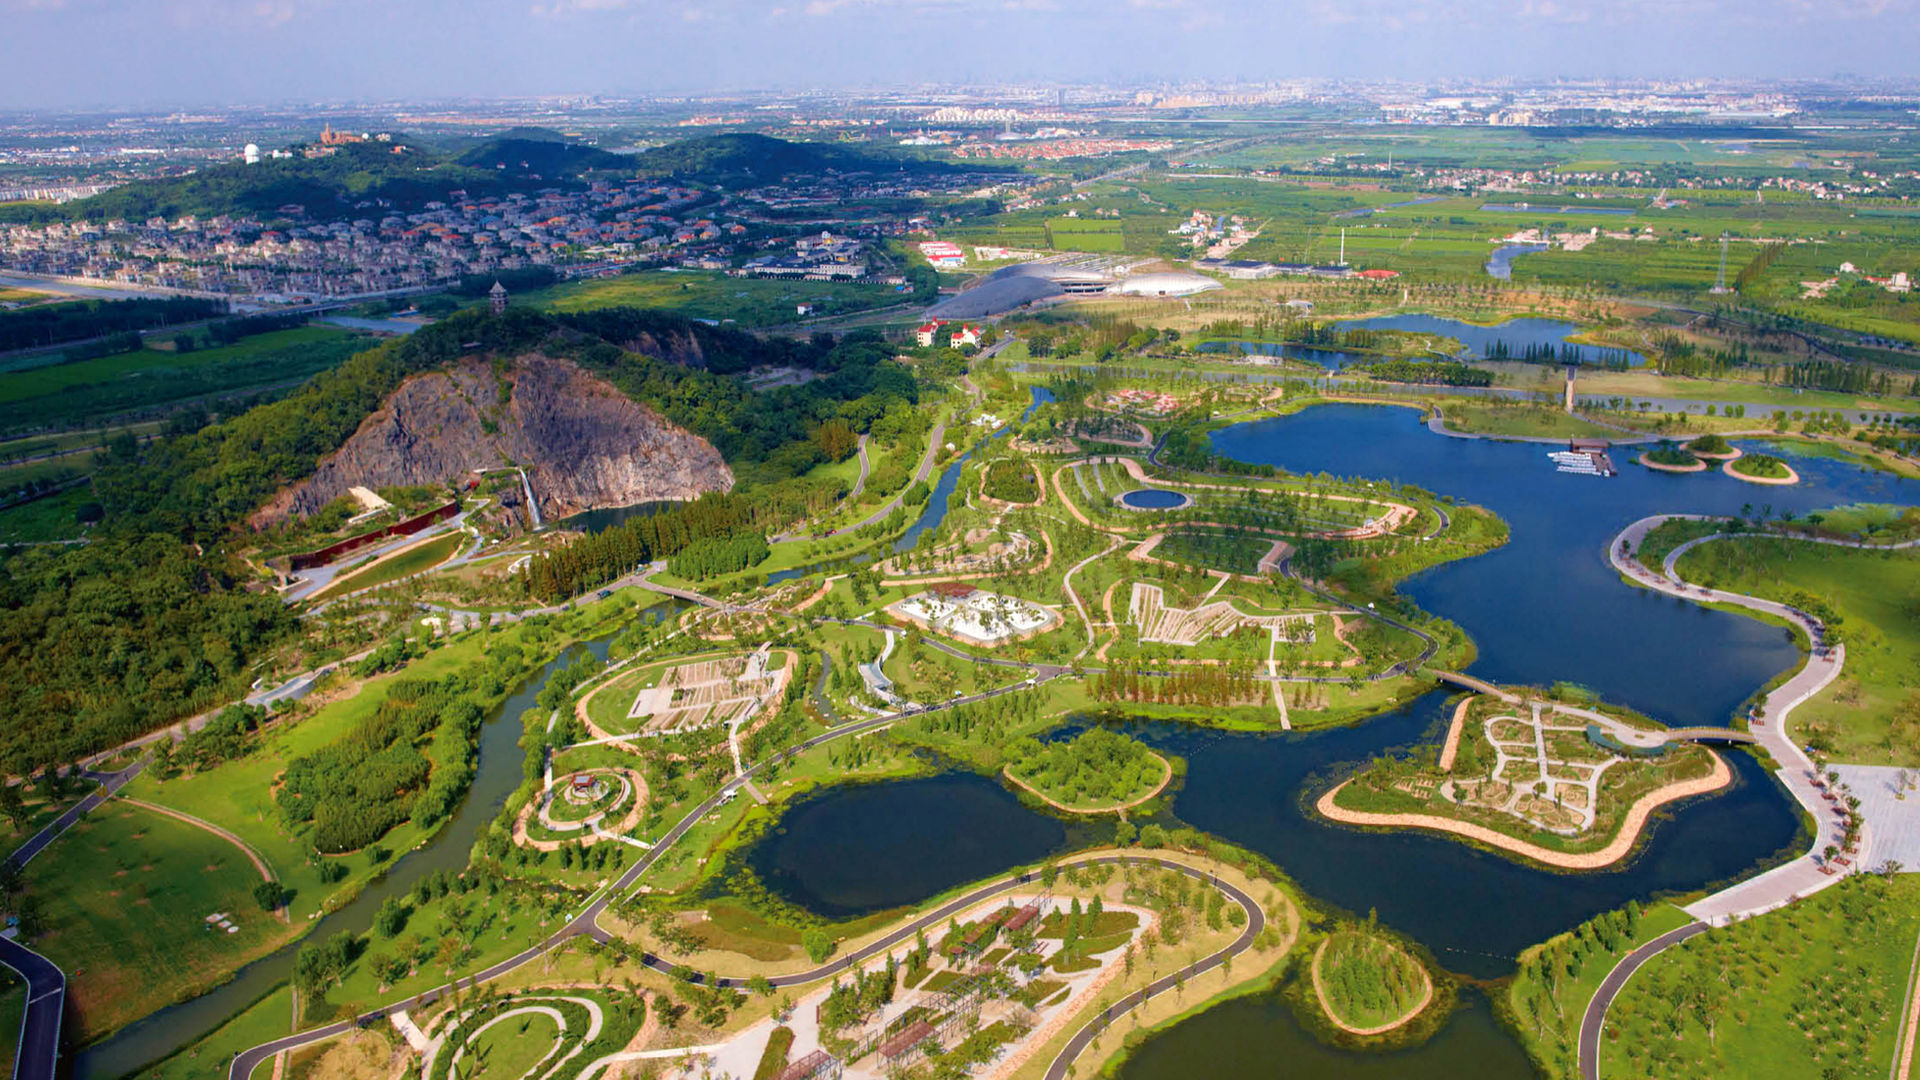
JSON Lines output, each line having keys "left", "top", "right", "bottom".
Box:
{"left": 1087, "top": 664, "right": 1264, "bottom": 707}
{"left": 0, "top": 296, "right": 225, "bottom": 352}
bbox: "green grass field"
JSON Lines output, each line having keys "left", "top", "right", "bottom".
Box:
{"left": 22, "top": 801, "right": 290, "bottom": 1041}
{"left": 0, "top": 485, "right": 96, "bottom": 543}
{"left": 1674, "top": 537, "right": 1920, "bottom": 764}
{"left": 523, "top": 270, "right": 905, "bottom": 328}
{"left": 465, "top": 1009, "right": 562, "bottom": 1077}
{"left": 308, "top": 530, "right": 466, "bottom": 602}
{"left": 0, "top": 326, "right": 371, "bottom": 434}
{"left": 1601, "top": 874, "right": 1920, "bottom": 1079}
{"left": 1437, "top": 401, "right": 1622, "bottom": 440}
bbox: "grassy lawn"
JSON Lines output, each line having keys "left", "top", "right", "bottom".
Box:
{"left": 1674, "top": 537, "right": 1920, "bottom": 764}
{"left": 1504, "top": 901, "right": 1695, "bottom": 1080}
{"left": 1600, "top": 874, "right": 1920, "bottom": 1079}
{"left": 464, "top": 1008, "right": 561, "bottom": 1078}
{"left": 130, "top": 986, "right": 293, "bottom": 1080}
{"left": 0, "top": 327, "right": 371, "bottom": 433}
{"left": 0, "top": 975, "right": 21, "bottom": 1070}
{"left": 118, "top": 608, "right": 625, "bottom": 928}
{"left": 523, "top": 270, "right": 904, "bottom": 329}
{"left": 22, "top": 801, "right": 292, "bottom": 1041}
{"left": 307, "top": 530, "right": 466, "bottom": 602}
{"left": 1436, "top": 401, "right": 1622, "bottom": 440}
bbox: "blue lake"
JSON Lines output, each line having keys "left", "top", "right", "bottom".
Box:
{"left": 746, "top": 399, "right": 1919, "bottom": 1071}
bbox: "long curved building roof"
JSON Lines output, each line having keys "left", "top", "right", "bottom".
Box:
{"left": 1108, "top": 271, "right": 1223, "bottom": 297}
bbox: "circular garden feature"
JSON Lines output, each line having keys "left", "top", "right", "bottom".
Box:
{"left": 1118, "top": 488, "right": 1191, "bottom": 510}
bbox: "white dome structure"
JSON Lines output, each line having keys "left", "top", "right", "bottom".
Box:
{"left": 243, "top": 143, "right": 261, "bottom": 165}
{"left": 1108, "top": 271, "right": 1223, "bottom": 298}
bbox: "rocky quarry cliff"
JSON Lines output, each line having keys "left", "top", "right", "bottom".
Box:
{"left": 251, "top": 352, "right": 733, "bottom": 529}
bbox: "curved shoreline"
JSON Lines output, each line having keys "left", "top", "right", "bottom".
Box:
{"left": 1002, "top": 751, "right": 1174, "bottom": 815}
{"left": 1723, "top": 458, "right": 1800, "bottom": 485}
{"left": 1635, "top": 454, "right": 1706, "bottom": 474}
{"left": 1309, "top": 936, "right": 1433, "bottom": 1037}
{"left": 1314, "top": 750, "right": 1732, "bottom": 871}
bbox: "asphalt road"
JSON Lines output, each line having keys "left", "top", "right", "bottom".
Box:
{"left": 226, "top": 670, "right": 1064, "bottom": 1080}
{"left": 0, "top": 764, "right": 143, "bottom": 1080}
{"left": 1577, "top": 920, "right": 1707, "bottom": 1080}
{"left": 0, "top": 937, "right": 64, "bottom": 1080}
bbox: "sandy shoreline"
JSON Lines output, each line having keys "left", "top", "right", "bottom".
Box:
{"left": 1315, "top": 749, "right": 1733, "bottom": 870}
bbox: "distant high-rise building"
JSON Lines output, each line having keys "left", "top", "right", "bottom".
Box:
{"left": 490, "top": 280, "right": 509, "bottom": 315}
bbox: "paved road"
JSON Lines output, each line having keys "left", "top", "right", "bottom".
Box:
{"left": 1040, "top": 862, "right": 1264, "bottom": 1080}
{"left": 226, "top": 670, "right": 1065, "bottom": 1080}
{"left": 0, "top": 937, "right": 64, "bottom": 1080}
{"left": 9, "top": 762, "right": 144, "bottom": 868}
{"left": 0, "top": 762, "right": 145, "bottom": 1080}
{"left": 1577, "top": 920, "right": 1708, "bottom": 1080}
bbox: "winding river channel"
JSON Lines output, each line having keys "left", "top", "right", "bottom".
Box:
{"left": 748, "top": 402, "right": 1920, "bottom": 1074}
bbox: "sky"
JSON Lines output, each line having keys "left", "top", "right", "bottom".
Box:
{"left": 3, "top": 0, "right": 1919, "bottom": 110}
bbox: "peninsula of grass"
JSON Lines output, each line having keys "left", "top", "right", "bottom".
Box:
{"left": 1321, "top": 692, "right": 1728, "bottom": 868}
{"left": 1725, "top": 453, "right": 1798, "bottom": 485}
{"left": 1685, "top": 433, "right": 1740, "bottom": 460}
{"left": 21, "top": 800, "right": 295, "bottom": 1041}
{"left": 1674, "top": 536, "right": 1920, "bottom": 764}
{"left": 1002, "top": 727, "right": 1173, "bottom": 813}
{"left": 1599, "top": 873, "right": 1920, "bottom": 1080}
{"left": 1310, "top": 926, "right": 1434, "bottom": 1036}
{"left": 1638, "top": 443, "right": 1704, "bottom": 473}
{"left": 308, "top": 529, "right": 465, "bottom": 601}
{"left": 1433, "top": 401, "right": 1620, "bottom": 440}
{"left": 982, "top": 458, "right": 1041, "bottom": 504}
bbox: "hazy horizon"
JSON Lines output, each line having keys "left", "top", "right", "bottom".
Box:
{"left": 4, "top": 0, "right": 1920, "bottom": 111}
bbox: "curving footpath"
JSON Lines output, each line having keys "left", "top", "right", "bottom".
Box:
{"left": 1577, "top": 514, "right": 1902, "bottom": 1080}
{"left": 225, "top": 671, "right": 1068, "bottom": 1080}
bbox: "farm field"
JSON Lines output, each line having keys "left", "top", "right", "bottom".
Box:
{"left": 0, "top": 326, "right": 371, "bottom": 434}
{"left": 522, "top": 269, "right": 906, "bottom": 328}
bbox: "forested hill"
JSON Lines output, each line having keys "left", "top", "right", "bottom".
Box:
{"left": 456, "top": 135, "right": 633, "bottom": 176}
{"left": 0, "top": 306, "right": 921, "bottom": 771}
{"left": 0, "top": 138, "right": 625, "bottom": 225}
{"left": 627, "top": 133, "right": 961, "bottom": 185}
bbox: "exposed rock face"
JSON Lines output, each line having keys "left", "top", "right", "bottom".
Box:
{"left": 251, "top": 352, "right": 732, "bottom": 529}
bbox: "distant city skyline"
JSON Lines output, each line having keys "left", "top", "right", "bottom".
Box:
{"left": 4, "top": 0, "right": 1920, "bottom": 110}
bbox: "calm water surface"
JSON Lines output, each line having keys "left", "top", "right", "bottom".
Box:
{"left": 746, "top": 402, "right": 1919, "bottom": 1074}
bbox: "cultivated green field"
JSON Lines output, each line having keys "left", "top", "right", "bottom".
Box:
{"left": 523, "top": 269, "right": 907, "bottom": 328}
{"left": 0, "top": 326, "right": 371, "bottom": 434}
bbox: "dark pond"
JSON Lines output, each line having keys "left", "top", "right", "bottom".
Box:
{"left": 1117, "top": 987, "right": 1535, "bottom": 1080}
{"left": 746, "top": 773, "right": 1101, "bottom": 920}
{"left": 1119, "top": 488, "right": 1189, "bottom": 510}
{"left": 561, "top": 499, "right": 681, "bottom": 534}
